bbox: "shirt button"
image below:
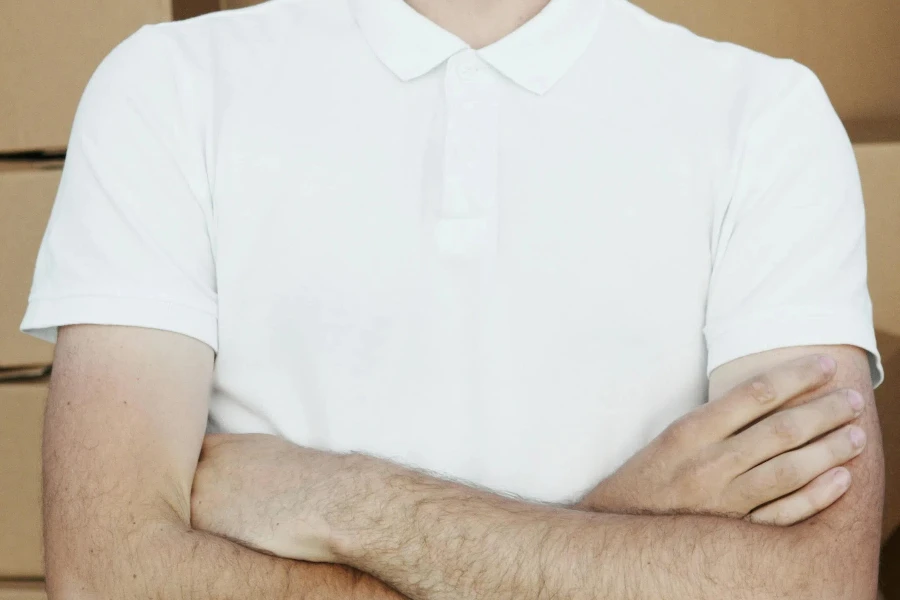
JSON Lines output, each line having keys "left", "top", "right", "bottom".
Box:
{"left": 445, "top": 192, "right": 470, "bottom": 215}
{"left": 458, "top": 64, "right": 480, "bottom": 81}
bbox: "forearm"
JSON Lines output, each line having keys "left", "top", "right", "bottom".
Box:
{"left": 47, "top": 513, "right": 406, "bottom": 600}
{"left": 332, "top": 457, "right": 863, "bottom": 600}
{"left": 42, "top": 326, "right": 408, "bottom": 600}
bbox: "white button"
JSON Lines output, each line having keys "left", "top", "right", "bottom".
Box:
{"left": 435, "top": 218, "right": 489, "bottom": 257}
{"left": 444, "top": 192, "right": 470, "bottom": 215}
{"left": 458, "top": 64, "right": 480, "bottom": 81}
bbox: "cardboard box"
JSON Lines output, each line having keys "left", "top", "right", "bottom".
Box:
{"left": 877, "top": 330, "right": 900, "bottom": 542}
{"left": 0, "top": 381, "right": 49, "bottom": 578}
{"left": 633, "top": 0, "right": 900, "bottom": 124}
{"left": 0, "top": 0, "right": 222, "bottom": 153}
{"left": 856, "top": 142, "right": 900, "bottom": 339}
{"left": 0, "top": 162, "right": 60, "bottom": 368}
{"left": 175, "top": 0, "right": 222, "bottom": 20}
{"left": 882, "top": 527, "right": 900, "bottom": 598}
{"left": 9, "top": 0, "right": 892, "bottom": 150}
{"left": 0, "top": 582, "right": 46, "bottom": 600}
{"left": 219, "top": 0, "right": 265, "bottom": 9}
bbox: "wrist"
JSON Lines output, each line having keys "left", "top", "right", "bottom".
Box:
{"left": 278, "top": 447, "right": 369, "bottom": 563}
{"left": 317, "top": 451, "right": 387, "bottom": 565}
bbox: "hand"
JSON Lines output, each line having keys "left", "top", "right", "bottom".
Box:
{"left": 575, "top": 355, "right": 866, "bottom": 525}
{"left": 191, "top": 433, "right": 350, "bottom": 562}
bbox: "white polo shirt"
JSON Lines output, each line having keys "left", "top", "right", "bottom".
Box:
{"left": 22, "top": 0, "right": 882, "bottom": 503}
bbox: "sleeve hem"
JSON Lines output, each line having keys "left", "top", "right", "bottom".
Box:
{"left": 20, "top": 295, "right": 218, "bottom": 353}
{"left": 705, "top": 311, "right": 884, "bottom": 388}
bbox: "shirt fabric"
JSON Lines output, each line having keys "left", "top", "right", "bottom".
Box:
{"left": 22, "top": 0, "right": 883, "bottom": 504}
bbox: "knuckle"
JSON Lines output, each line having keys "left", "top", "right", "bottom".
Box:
{"left": 787, "top": 495, "right": 817, "bottom": 525}
{"left": 809, "top": 486, "right": 831, "bottom": 511}
{"left": 686, "top": 454, "right": 718, "bottom": 484}
{"left": 719, "top": 486, "right": 752, "bottom": 517}
{"left": 800, "top": 491, "right": 820, "bottom": 513}
{"left": 800, "top": 357, "right": 825, "bottom": 380}
{"left": 745, "top": 471, "right": 771, "bottom": 497}
{"left": 832, "top": 431, "right": 857, "bottom": 458}
{"left": 662, "top": 416, "right": 694, "bottom": 446}
{"left": 734, "top": 480, "right": 765, "bottom": 512}
{"left": 836, "top": 389, "right": 861, "bottom": 415}
{"left": 744, "top": 375, "right": 777, "bottom": 404}
{"left": 823, "top": 390, "right": 851, "bottom": 416}
{"left": 773, "top": 461, "right": 800, "bottom": 488}
{"left": 796, "top": 355, "right": 828, "bottom": 382}
{"left": 770, "top": 414, "right": 804, "bottom": 445}
{"left": 710, "top": 444, "right": 742, "bottom": 475}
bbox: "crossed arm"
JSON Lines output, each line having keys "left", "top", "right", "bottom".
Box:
{"left": 43, "top": 325, "right": 883, "bottom": 600}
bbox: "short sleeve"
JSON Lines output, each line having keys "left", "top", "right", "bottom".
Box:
{"left": 704, "top": 64, "right": 883, "bottom": 387}
{"left": 20, "top": 26, "right": 218, "bottom": 351}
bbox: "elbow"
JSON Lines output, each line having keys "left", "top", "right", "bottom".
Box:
{"left": 43, "top": 532, "right": 101, "bottom": 600}
{"left": 45, "top": 575, "right": 101, "bottom": 600}
{"left": 44, "top": 516, "right": 188, "bottom": 600}
{"left": 799, "top": 571, "right": 879, "bottom": 600}
{"left": 819, "top": 561, "right": 879, "bottom": 600}
{"left": 45, "top": 553, "right": 109, "bottom": 600}
{"left": 780, "top": 530, "right": 880, "bottom": 600}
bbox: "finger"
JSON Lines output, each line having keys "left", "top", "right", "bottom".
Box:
{"left": 696, "top": 354, "right": 835, "bottom": 440}
{"left": 747, "top": 467, "right": 851, "bottom": 526}
{"left": 724, "top": 388, "right": 864, "bottom": 472}
{"left": 732, "top": 424, "right": 866, "bottom": 510}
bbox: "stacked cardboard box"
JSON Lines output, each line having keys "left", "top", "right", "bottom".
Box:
{"left": 0, "top": 161, "right": 59, "bottom": 582}
{"left": 218, "top": 0, "right": 265, "bottom": 9}
{"left": 0, "top": 163, "right": 61, "bottom": 369}
{"left": 0, "top": 582, "right": 46, "bottom": 600}
{"left": 1, "top": 1, "right": 171, "bottom": 154}
{"left": 633, "top": 0, "right": 900, "bottom": 126}
{"left": 1, "top": 0, "right": 229, "bottom": 153}
{"left": 0, "top": 382, "right": 48, "bottom": 582}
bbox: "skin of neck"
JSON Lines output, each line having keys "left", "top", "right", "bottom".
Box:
{"left": 405, "top": 0, "right": 552, "bottom": 48}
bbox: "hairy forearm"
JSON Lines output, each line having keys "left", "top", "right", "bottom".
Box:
{"left": 332, "top": 456, "right": 870, "bottom": 600}
{"left": 326, "top": 348, "right": 881, "bottom": 600}
{"left": 47, "top": 512, "right": 406, "bottom": 600}
{"left": 43, "top": 326, "right": 409, "bottom": 600}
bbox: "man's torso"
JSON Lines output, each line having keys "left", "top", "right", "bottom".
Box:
{"left": 156, "top": 0, "right": 808, "bottom": 503}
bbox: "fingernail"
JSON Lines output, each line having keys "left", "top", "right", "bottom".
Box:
{"left": 819, "top": 355, "right": 836, "bottom": 374}
{"left": 850, "top": 427, "right": 867, "bottom": 449}
{"left": 847, "top": 390, "right": 864, "bottom": 412}
{"left": 833, "top": 468, "right": 851, "bottom": 488}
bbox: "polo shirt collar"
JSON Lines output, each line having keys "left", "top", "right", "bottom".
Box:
{"left": 348, "top": 0, "right": 605, "bottom": 95}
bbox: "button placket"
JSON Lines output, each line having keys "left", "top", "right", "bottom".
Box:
{"left": 437, "top": 51, "right": 500, "bottom": 256}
